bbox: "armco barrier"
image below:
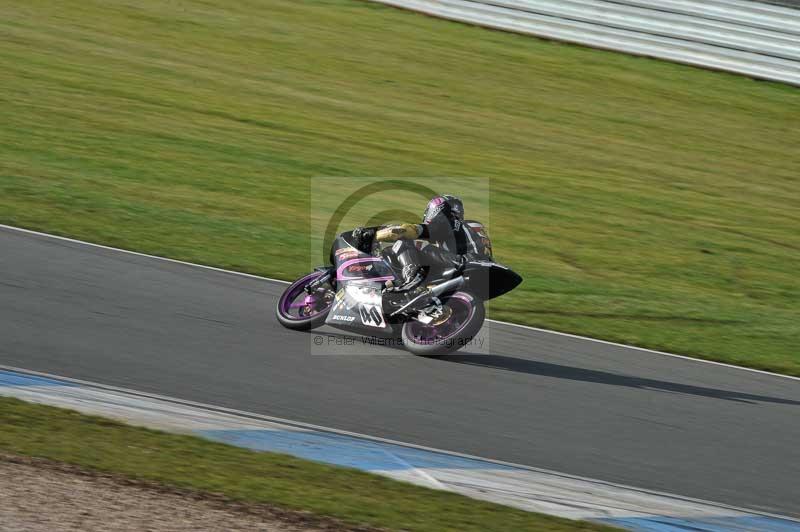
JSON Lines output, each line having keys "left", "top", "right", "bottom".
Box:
{"left": 371, "top": 0, "right": 800, "bottom": 86}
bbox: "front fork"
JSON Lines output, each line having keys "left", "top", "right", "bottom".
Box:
{"left": 305, "top": 266, "right": 335, "bottom": 293}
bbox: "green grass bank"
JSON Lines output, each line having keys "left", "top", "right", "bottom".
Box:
{"left": 0, "top": 397, "right": 617, "bottom": 532}
{"left": 1, "top": 0, "right": 799, "bottom": 373}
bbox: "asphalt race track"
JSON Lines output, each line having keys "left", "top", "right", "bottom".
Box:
{"left": 2, "top": 226, "right": 799, "bottom": 517}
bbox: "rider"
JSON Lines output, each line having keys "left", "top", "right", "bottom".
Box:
{"left": 352, "top": 195, "right": 492, "bottom": 315}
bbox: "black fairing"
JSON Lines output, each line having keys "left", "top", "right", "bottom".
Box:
{"left": 462, "top": 261, "right": 522, "bottom": 300}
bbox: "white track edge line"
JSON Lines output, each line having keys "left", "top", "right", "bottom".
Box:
{"left": 2, "top": 363, "right": 798, "bottom": 523}
{"left": 0, "top": 224, "right": 288, "bottom": 284}
{"left": 2, "top": 222, "right": 799, "bottom": 383}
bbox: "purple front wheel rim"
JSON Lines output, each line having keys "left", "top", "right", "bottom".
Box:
{"left": 278, "top": 272, "right": 333, "bottom": 321}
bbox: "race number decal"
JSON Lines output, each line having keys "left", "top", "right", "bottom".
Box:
{"left": 359, "top": 304, "right": 385, "bottom": 328}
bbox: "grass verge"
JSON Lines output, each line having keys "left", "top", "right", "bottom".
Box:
{"left": 1, "top": 1, "right": 799, "bottom": 374}
{"left": 0, "top": 396, "right": 617, "bottom": 532}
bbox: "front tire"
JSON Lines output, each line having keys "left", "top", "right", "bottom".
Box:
{"left": 276, "top": 272, "right": 334, "bottom": 331}
{"left": 401, "top": 292, "right": 485, "bottom": 356}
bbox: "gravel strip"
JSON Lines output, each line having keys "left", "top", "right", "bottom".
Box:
{"left": 0, "top": 455, "right": 378, "bottom": 532}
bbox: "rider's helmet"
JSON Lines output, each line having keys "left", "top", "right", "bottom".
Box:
{"left": 423, "top": 194, "right": 464, "bottom": 228}
{"left": 422, "top": 195, "right": 464, "bottom": 246}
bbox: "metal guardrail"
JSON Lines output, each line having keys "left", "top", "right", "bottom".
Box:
{"left": 372, "top": 0, "right": 800, "bottom": 86}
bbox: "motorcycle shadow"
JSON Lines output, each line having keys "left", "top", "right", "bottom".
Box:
{"left": 434, "top": 352, "right": 800, "bottom": 406}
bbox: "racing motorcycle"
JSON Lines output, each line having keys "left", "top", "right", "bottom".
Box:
{"left": 276, "top": 227, "right": 522, "bottom": 355}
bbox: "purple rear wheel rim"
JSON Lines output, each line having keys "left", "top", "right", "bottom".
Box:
{"left": 278, "top": 272, "right": 333, "bottom": 321}
{"left": 407, "top": 294, "right": 474, "bottom": 344}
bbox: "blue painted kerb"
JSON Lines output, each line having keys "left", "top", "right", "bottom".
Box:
{"left": 199, "top": 428, "right": 511, "bottom": 471}
{"left": 4, "top": 370, "right": 798, "bottom": 532}
{"left": 202, "top": 428, "right": 800, "bottom": 532}
{"left": 601, "top": 515, "right": 800, "bottom": 532}
{"left": 0, "top": 370, "right": 75, "bottom": 388}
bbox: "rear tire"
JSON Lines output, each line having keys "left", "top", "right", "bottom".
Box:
{"left": 402, "top": 292, "right": 485, "bottom": 356}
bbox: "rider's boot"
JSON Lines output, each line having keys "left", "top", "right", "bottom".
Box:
{"left": 383, "top": 240, "right": 439, "bottom": 316}
{"left": 385, "top": 241, "right": 426, "bottom": 292}
{"left": 384, "top": 263, "right": 432, "bottom": 313}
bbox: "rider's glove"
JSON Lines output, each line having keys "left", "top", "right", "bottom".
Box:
{"left": 376, "top": 223, "right": 421, "bottom": 243}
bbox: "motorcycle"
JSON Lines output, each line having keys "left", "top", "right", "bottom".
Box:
{"left": 276, "top": 227, "right": 522, "bottom": 355}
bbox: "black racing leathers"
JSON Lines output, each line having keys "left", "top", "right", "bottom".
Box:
{"left": 354, "top": 220, "right": 492, "bottom": 286}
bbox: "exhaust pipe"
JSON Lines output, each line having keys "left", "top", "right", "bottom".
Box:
{"left": 430, "top": 276, "right": 464, "bottom": 297}
{"left": 389, "top": 276, "right": 465, "bottom": 318}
